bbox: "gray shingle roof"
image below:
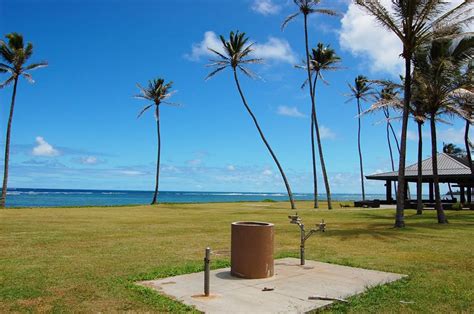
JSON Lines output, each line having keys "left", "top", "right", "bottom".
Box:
{"left": 367, "top": 153, "right": 472, "bottom": 179}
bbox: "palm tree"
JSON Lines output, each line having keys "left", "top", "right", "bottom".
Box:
{"left": 409, "top": 75, "right": 429, "bottom": 215}
{"left": 453, "top": 63, "right": 474, "bottom": 173}
{"left": 346, "top": 75, "right": 373, "bottom": 201}
{"left": 364, "top": 80, "right": 426, "bottom": 214}
{"left": 355, "top": 0, "right": 472, "bottom": 228}
{"left": 297, "top": 43, "right": 342, "bottom": 209}
{"left": 135, "top": 78, "right": 176, "bottom": 205}
{"left": 413, "top": 36, "right": 472, "bottom": 224}
{"left": 368, "top": 85, "right": 401, "bottom": 197}
{"left": 442, "top": 143, "right": 465, "bottom": 157}
{"left": 0, "top": 33, "right": 47, "bottom": 208}
{"left": 206, "top": 31, "right": 296, "bottom": 209}
{"left": 282, "top": 0, "right": 337, "bottom": 209}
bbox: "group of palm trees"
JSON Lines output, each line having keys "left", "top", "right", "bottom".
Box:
{"left": 0, "top": 1, "right": 472, "bottom": 230}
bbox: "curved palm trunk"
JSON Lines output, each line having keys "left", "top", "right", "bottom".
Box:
{"left": 416, "top": 120, "right": 423, "bottom": 215}
{"left": 151, "top": 105, "right": 161, "bottom": 205}
{"left": 385, "top": 118, "right": 397, "bottom": 197}
{"left": 0, "top": 77, "right": 18, "bottom": 208}
{"left": 387, "top": 121, "right": 399, "bottom": 193}
{"left": 304, "top": 15, "right": 332, "bottom": 209}
{"left": 303, "top": 15, "right": 319, "bottom": 209}
{"left": 429, "top": 113, "right": 448, "bottom": 224}
{"left": 394, "top": 57, "right": 411, "bottom": 228}
{"left": 465, "top": 120, "right": 473, "bottom": 174}
{"left": 233, "top": 69, "right": 295, "bottom": 209}
{"left": 310, "top": 106, "right": 319, "bottom": 208}
{"left": 312, "top": 79, "right": 332, "bottom": 209}
{"left": 356, "top": 98, "right": 365, "bottom": 200}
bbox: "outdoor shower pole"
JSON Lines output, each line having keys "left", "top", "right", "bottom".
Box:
{"left": 204, "top": 247, "right": 210, "bottom": 296}
{"left": 300, "top": 223, "right": 305, "bottom": 266}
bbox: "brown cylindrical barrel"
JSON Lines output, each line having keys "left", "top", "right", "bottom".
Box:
{"left": 231, "top": 221, "right": 274, "bottom": 279}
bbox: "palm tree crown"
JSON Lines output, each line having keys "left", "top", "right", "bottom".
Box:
{"left": 413, "top": 37, "right": 472, "bottom": 119}
{"left": 310, "top": 43, "right": 341, "bottom": 73}
{"left": 347, "top": 75, "right": 373, "bottom": 101}
{"left": 0, "top": 32, "right": 47, "bottom": 88}
{"left": 282, "top": 0, "right": 338, "bottom": 29}
{"left": 206, "top": 31, "right": 261, "bottom": 80}
{"left": 135, "top": 78, "right": 175, "bottom": 117}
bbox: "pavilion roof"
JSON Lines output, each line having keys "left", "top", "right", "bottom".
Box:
{"left": 366, "top": 153, "right": 473, "bottom": 182}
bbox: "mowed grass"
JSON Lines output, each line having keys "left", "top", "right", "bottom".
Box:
{"left": 0, "top": 201, "right": 473, "bottom": 313}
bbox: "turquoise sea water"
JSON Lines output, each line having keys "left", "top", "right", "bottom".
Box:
{"left": 6, "top": 188, "right": 387, "bottom": 208}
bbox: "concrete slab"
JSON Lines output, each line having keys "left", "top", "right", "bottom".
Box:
{"left": 138, "top": 258, "right": 406, "bottom": 313}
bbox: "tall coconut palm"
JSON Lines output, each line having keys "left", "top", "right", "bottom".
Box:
{"left": 363, "top": 79, "right": 426, "bottom": 214}
{"left": 355, "top": 0, "right": 472, "bottom": 227}
{"left": 135, "top": 78, "right": 176, "bottom": 205}
{"left": 411, "top": 85, "right": 429, "bottom": 215}
{"left": 0, "top": 33, "right": 47, "bottom": 208}
{"left": 297, "top": 43, "right": 342, "bottom": 209}
{"left": 282, "top": 0, "right": 337, "bottom": 209}
{"left": 413, "top": 36, "right": 473, "bottom": 224}
{"left": 346, "top": 75, "right": 373, "bottom": 201}
{"left": 453, "top": 63, "right": 474, "bottom": 173}
{"left": 365, "top": 84, "right": 402, "bottom": 196}
{"left": 206, "top": 31, "right": 296, "bottom": 209}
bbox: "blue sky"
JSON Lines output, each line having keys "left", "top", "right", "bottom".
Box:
{"left": 0, "top": 0, "right": 470, "bottom": 193}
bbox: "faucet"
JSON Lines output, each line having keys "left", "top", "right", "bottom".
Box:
{"left": 288, "top": 213, "right": 326, "bottom": 265}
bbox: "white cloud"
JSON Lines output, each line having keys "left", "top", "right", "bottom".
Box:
{"left": 186, "top": 31, "right": 296, "bottom": 64}
{"left": 277, "top": 105, "right": 306, "bottom": 118}
{"left": 227, "top": 165, "right": 236, "bottom": 171}
{"left": 262, "top": 169, "right": 273, "bottom": 176}
{"left": 438, "top": 127, "right": 473, "bottom": 145}
{"left": 187, "top": 159, "right": 202, "bottom": 166}
{"left": 80, "top": 156, "right": 98, "bottom": 165}
{"left": 320, "top": 126, "right": 336, "bottom": 140}
{"left": 251, "top": 0, "right": 281, "bottom": 15}
{"left": 339, "top": 0, "right": 467, "bottom": 76}
{"left": 32, "top": 136, "right": 59, "bottom": 157}
{"left": 118, "top": 170, "right": 146, "bottom": 176}
{"left": 254, "top": 37, "right": 297, "bottom": 64}
{"left": 339, "top": 0, "right": 402, "bottom": 76}
{"left": 185, "top": 31, "right": 222, "bottom": 61}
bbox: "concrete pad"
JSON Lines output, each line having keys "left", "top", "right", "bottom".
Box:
{"left": 138, "top": 258, "right": 406, "bottom": 313}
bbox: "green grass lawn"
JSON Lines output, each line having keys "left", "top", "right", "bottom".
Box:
{"left": 1, "top": 201, "right": 473, "bottom": 312}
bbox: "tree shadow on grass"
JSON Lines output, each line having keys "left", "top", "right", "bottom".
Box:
{"left": 324, "top": 227, "right": 408, "bottom": 242}
{"left": 327, "top": 212, "right": 474, "bottom": 241}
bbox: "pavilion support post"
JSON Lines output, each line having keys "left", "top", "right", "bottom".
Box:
{"left": 467, "top": 186, "right": 472, "bottom": 204}
{"left": 386, "top": 180, "right": 392, "bottom": 203}
{"left": 460, "top": 185, "right": 466, "bottom": 204}
{"left": 403, "top": 181, "right": 409, "bottom": 201}
{"left": 429, "top": 181, "right": 434, "bottom": 203}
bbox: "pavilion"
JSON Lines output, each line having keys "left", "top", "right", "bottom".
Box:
{"left": 366, "top": 153, "right": 473, "bottom": 206}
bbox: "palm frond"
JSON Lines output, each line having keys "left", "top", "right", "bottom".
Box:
{"left": 208, "top": 48, "right": 229, "bottom": 61}
{"left": 0, "top": 62, "right": 13, "bottom": 73}
{"left": 137, "top": 104, "right": 153, "bottom": 118}
{"left": 24, "top": 61, "right": 48, "bottom": 71}
{"left": 281, "top": 12, "right": 300, "bottom": 30}
{"left": 22, "top": 72, "right": 34, "bottom": 83}
{"left": 205, "top": 65, "right": 228, "bottom": 80}
{"left": 238, "top": 65, "right": 261, "bottom": 80}
{"left": 0, "top": 76, "right": 14, "bottom": 89}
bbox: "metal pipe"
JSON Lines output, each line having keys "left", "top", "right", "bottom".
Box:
{"left": 300, "top": 223, "right": 305, "bottom": 265}
{"left": 289, "top": 214, "right": 326, "bottom": 265}
{"left": 204, "top": 247, "right": 210, "bottom": 296}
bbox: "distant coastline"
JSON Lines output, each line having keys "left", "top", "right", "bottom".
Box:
{"left": 6, "top": 188, "right": 389, "bottom": 208}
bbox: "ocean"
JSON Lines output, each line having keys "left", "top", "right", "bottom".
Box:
{"left": 6, "top": 188, "right": 387, "bottom": 208}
